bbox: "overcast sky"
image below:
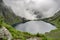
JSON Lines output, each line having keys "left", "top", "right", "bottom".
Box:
{"left": 3, "top": 0, "right": 60, "bottom": 20}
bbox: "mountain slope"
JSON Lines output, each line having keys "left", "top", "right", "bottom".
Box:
{"left": 0, "top": 0, "right": 23, "bottom": 25}
{"left": 44, "top": 11, "right": 60, "bottom": 40}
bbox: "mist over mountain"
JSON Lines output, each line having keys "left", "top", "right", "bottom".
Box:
{"left": 0, "top": 0, "right": 23, "bottom": 25}
{"left": 3, "top": 0, "right": 60, "bottom": 20}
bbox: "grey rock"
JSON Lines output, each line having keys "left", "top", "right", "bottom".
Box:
{"left": 0, "top": 27, "right": 12, "bottom": 40}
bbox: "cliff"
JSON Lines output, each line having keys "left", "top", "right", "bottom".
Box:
{"left": 0, "top": 0, "right": 23, "bottom": 25}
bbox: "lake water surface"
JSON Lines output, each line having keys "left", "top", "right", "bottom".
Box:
{"left": 15, "top": 21, "right": 56, "bottom": 34}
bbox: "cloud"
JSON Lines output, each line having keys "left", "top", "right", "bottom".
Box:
{"left": 3, "top": 0, "right": 60, "bottom": 20}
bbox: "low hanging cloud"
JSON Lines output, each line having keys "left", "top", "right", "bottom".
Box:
{"left": 3, "top": 0, "right": 60, "bottom": 20}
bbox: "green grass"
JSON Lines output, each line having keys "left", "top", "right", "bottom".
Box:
{"left": 45, "top": 11, "right": 60, "bottom": 40}
{"left": 1, "top": 22, "right": 47, "bottom": 40}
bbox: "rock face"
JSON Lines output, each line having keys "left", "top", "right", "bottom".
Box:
{"left": 0, "top": 0, "right": 2, "bottom": 2}
{"left": 0, "top": 27, "right": 12, "bottom": 40}
{"left": 0, "top": 0, "right": 23, "bottom": 25}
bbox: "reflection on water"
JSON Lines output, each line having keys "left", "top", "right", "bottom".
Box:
{"left": 15, "top": 21, "right": 56, "bottom": 34}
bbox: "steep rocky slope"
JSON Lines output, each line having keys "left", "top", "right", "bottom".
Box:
{"left": 44, "top": 11, "right": 60, "bottom": 40}
{"left": 42, "top": 11, "right": 60, "bottom": 28}
{"left": 0, "top": 0, "right": 23, "bottom": 25}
